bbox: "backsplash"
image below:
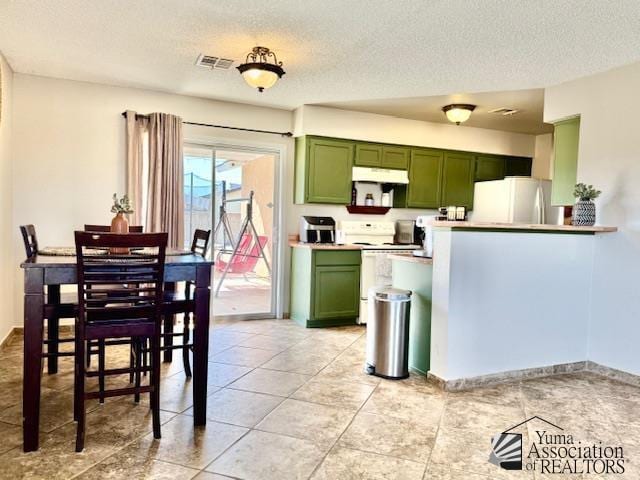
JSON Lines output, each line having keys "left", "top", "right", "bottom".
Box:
{"left": 287, "top": 202, "right": 436, "bottom": 234}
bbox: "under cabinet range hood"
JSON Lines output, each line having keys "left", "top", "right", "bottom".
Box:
{"left": 351, "top": 167, "right": 409, "bottom": 184}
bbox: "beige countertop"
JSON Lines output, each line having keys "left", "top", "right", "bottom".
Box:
{"left": 388, "top": 253, "right": 433, "bottom": 265}
{"left": 432, "top": 221, "right": 617, "bottom": 233}
{"left": 289, "top": 241, "right": 362, "bottom": 250}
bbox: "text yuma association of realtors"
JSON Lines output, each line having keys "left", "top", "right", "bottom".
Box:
{"left": 526, "top": 430, "right": 625, "bottom": 475}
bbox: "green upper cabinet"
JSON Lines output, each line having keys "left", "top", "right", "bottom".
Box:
{"left": 505, "top": 156, "right": 533, "bottom": 176}
{"left": 354, "top": 143, "right": 382, "bottom": 167}
{"left": 441, "top": 152, "right": 475, "bottom": 209}
{"left": 381, "top": 146, "right": 410, "bottom": 169}
{"left": 406, "top": 149, "right": 443, "bottom": 208}
{"left": 475, "top": 155, "right": 505, "bottom": 182}
{"left": 295, "top": 136, "right": 354, "bottom": 204}
{"left": 551, "top": 117, "right": 580, "bottom": 206}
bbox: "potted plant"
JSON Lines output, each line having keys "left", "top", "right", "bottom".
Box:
{"left": 110, "top": 193, "right": 133, "bottom": 234}
{"left": 572, "top": 183, "right": 601, "bottom": 226}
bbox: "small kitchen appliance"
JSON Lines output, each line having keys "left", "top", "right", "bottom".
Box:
{"left": 299, "top": 216, "right": 336, "bottom": 243}
{"left": 394, "top": 220, "right": 416, "bottom": 245}
{"left": 414, "top": 215, "right": 435, "bottom": 258}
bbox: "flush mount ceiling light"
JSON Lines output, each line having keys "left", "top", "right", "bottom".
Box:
{"left": 442, "top": 104, "right": 476, "bottom": 125}
{"left": 237, "top": 46, "right": 285, "bottom": 92}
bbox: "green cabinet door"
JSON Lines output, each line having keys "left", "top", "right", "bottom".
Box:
{"left": 381, "top": 146, "right": 410, "bottom": 170}
{"left": 313, "top": 265, "right": 360, "bottom": 320}
{"left": 354, "top": 143, "right": 382, "bottom": 167}
{"left": 406, "top": 149, "right": 443, "bottom": 208}
{"left": 307, "top": 138, "right": 354, "bottom": 204}
{"left": 551, "top": 117, "right": 580, "bottom": 206}
{"left": 441, "top": 152, "right": 475, "bottom": 209}
{"left": 505, "top": 156, "right": 533, "bottom": 176}
{"left": 475, "top": 155, "right": 505, "bottom": 181}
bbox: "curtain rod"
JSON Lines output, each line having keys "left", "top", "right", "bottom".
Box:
{"left": 121, "top": 112, "right": 293, "bottom": 137}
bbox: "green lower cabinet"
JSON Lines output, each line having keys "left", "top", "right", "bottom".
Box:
{"left": 290, "top": 248, "right": 361, "bottom": 328}
{"left": 475, "top": 155, "right": 505, "bottom": 181}
{"left": 314, "top": 266, "right": 360, "bottom": 320}
{"left": 391, "top": 258, "right": 433, "bottom": 376}
{"left": 441, "top": 152, "right": 475, "bottom": 209}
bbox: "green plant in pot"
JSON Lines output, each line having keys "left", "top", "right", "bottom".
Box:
{"left": 572, "top": 183, "right": 601, "bottom": 226}
{"left": 110, "top": 193, "right": 134, "bottom": 234}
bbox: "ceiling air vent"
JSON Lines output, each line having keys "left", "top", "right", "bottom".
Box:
{"left": 195, "top": 54, "right": 234, "bottom": 70}
{"left": 489, "top": 107, "right": 520, "bottom": 116}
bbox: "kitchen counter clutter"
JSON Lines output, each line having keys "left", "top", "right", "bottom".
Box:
{"left": 432, "top": 220, "right": 617, "bottom": 233}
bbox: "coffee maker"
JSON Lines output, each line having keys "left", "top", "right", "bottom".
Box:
{"left": 299, "top": 216, "right": 336, "bottom": 243}
{"left": 413, "top": 215, "right": 435, "bottom": 258}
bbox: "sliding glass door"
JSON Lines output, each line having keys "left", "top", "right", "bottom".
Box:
{"left": 184, "top": 144, "right": 279, "bottom": 319}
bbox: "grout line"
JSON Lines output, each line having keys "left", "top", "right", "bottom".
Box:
{"left": 305, "top": 375, "right": 378, "bottom": 479}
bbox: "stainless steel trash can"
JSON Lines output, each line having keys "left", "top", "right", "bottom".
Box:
{"left": 365, "top": 287, "right": 412, "bottom": 379}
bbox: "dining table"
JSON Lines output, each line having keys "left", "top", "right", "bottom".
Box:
{"left": 20, "top": 248, "right": 213, "bottom": 452}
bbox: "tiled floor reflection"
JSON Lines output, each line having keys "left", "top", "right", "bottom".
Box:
{"left": 0, "top": 318, "right": 638, "bottom": 479}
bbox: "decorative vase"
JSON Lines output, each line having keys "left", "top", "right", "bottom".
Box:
{"left": 110, "top": 212, "right": 129, "bottom": 253}
{"left": 571, "top": 200, "right": 596, "bottom": 226}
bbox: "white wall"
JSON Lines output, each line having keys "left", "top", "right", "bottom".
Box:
{"left": 294, "top": 105, "right": 536, "bottom": 157}
{"left": 0, "top": 53, "right": 14, "bottom": 343}
{"left": 533, "top": 133, "right": 553, "bottom": 179}
{"left": 11, "top": 74, "right": 293, "bottom": 325}
{"left": 430, "top": 229, "right": 594, "bottom": 380}
{"left": 544, "top": 61, "right": 640, "bottom": 375}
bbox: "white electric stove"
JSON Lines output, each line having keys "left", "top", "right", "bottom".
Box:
{"left": 337, "top": 221, "right": 420, "bottom": 324}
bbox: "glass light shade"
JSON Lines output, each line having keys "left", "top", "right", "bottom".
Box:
{"left": 241, "top": 68, "right": 279, "bottom": 91}
{"left": 445, "top": 107, "right": 473, "bottom": 124}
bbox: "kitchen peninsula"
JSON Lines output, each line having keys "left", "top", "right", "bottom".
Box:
{"left": 426, "top": 221, "right": 617, "bottom": 389}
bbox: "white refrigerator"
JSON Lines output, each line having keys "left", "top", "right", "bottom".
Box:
{"left": 471, "top": 177, "right": 563, "bottom": 224}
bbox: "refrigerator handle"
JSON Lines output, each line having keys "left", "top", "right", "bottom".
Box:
{"left": 535, "top": 183, "right": 546, "bottom": 224}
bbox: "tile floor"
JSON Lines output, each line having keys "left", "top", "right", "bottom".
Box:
{"left": 213, "top": 273, "right": 271, "bottom": 317}
{"left": 0, "top": 318, "right": 639, "bottom": 479}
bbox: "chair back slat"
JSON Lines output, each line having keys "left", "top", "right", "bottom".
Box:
{"left": 84, "top": 224, "right": 144, "bottom": 233}
{"left": 75, "top": 232, "right": 167, "bottom": 333}
{"left": 191, "top": 229, "right": 211, "bottom": 257}
{"left": 20, "top": 225, "right": 39, "bottom": 258}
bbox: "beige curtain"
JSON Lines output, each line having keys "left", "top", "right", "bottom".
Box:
{"left": 125, "top": 111, "right": 148, "bottom": 226}
{"left": 146, "top": 113, "right": 184, "bottom": 248}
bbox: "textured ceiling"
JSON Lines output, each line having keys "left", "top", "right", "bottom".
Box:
{"left": 319, "top": 89, "right": 553, "bottom": 135}
{"left": 1, "top": 0, "right": 640, "bottom": 111}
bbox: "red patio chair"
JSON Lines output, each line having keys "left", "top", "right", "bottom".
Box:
{"left": 216, "top": 234, "right": 268, "bottom": 275}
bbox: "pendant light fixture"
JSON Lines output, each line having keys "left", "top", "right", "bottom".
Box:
{"left": 237, "top": 46, "right": 285, "bottom": 92}
{"left": 442, "top": 104, "right": 476, "bottom": 125}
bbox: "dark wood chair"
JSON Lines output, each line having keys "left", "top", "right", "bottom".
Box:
{"left": 84, "top": 224, "right": 144, "bottom": 233}
{"left": 20, "top": 225, "right": 77, "bottom": 374}
{"left": 162, "top": 229, "right": 211, "bottom": 377}
{"left": 74, "top": 231, "right": 167, "bottom": 452}
{"left": 82, "top": 224, "right": 143, "bottom": 371}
